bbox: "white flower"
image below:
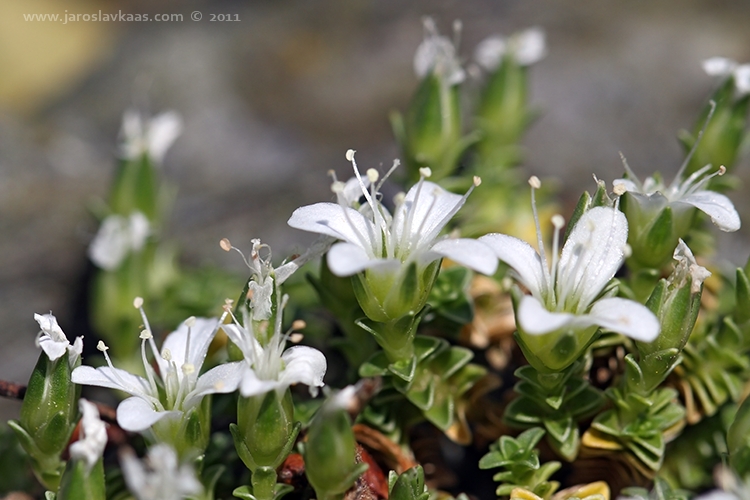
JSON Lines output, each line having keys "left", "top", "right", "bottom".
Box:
{"left": 702, "top": 57, "right": 750, "bottom": 95}
{"left": 72, "top": 306, "right": 242, "bottom": 432}
{"left": 120, "top": 110, "right": 183, "bottom": 164}
{"left": 287, "top": 150, "right": 497, "bottom": 279}
{"left": 475, "top": 27, "right": 546, "bottom": 71}
{"left": 671, "top": 239, "right": 711, "bottom": 294}
{"left": 614, "top": 163, "right": 740, "bottom": 233}
{"left": 480, "top": 192, "right": 659, "bottom": 342}
{"left": 121, "top": 444, "right": 202, "bottom": 500}
{"left": 69, "top": 399, "right": 108, "bottom": 472}
{"left": 34, "top": 313, "right": 83, "bottom": 364}
{"left": 413, "top": 18, "right": 465, "bottom": 85}
{"left": 88, "top": 211, "right": 151, "bottom": 270}
{"left": 223, "top": 296, "right": 326, "bottom": 398}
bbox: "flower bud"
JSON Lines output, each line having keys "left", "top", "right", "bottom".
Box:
{"left": 304, "top": 387, "right": 369, "bottom": 500}
{"left": 232, "top": 389, "right": 299, "bottom": 472}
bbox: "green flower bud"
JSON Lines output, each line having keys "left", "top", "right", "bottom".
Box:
{"left": 9, "top": 314, "right": 83, "bottom": 490}
{"left": 392, "top": 19, "right": 468, "bottom": 183}
{"left": 232, "top": 389, "right": 299, "bottom": 472}
{"left": 304, "top": 387, "right": 368, "bottom": 500}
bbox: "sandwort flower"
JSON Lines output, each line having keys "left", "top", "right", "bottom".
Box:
{"left": 72, "top": 299, "right": 242, "bottom": 434}
{"left": 413, "top": 17, "right": 465, "bottom": 86}
{"left": 34, "top": 313, "right": 83, "bottom": 364}
{"left": 703, "top": 57, "right": 750, "bottom": 95}
{"left": 480, "top": 177, "right": 659, "bottom": 371}
{"left": 474, "top": 27, "right": 546, "bottom": 71}
{"left": 120, "top": 110, "right": 183, "bottom": 164}
{"left": 121, "top": 444, "right": 202, "bottom": 500}
{"left": 222, "top": 298, "right": 326, "bottom": 398}
{"left": 288, "top": 150, "right": 496, "bottom": 321}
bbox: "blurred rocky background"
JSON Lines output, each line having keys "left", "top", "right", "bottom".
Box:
{"left": 2, "top": 0, "right": 750, "bottom": 419}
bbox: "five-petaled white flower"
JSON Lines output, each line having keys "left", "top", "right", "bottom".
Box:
{"left": 222, "top": 299, "right": 327, "bottom": 398}
{"left": 480, "top": 178, "right": 659, "bottom": 347}
{"left": 72, "top": 302, "right": 242, "bottom": 433}
{"left": 614, "top": 163, "right": 740, "bottom": 233}
{"left": 121, "top": 444, "right": 202, "bottom": 500}
{"left": 34, "top": 313, "right": 83, "bottom": 365}
{"left": 702, "top": 57, "right": 750, "bottom": 95}
{"left": 69, "top": 399, "right": 108, "bottom": 473}
{"left": 288, "top": 150, "right": 497, "bottom": 279}
{"left": 413, "top": 17, "right": 465, "bottom": 86}
{"left": 88, "top": 211, "right": 151, "bottom": 270}
{"left": 120, "top": 109, "right": 183, "bottom": 165}
{"left": 474, "top": 27, "right": 547, "bottom": 71}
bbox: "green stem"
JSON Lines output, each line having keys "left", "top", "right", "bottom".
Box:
{"left": 251, "top": 466, "right": 277, "bottom": 500}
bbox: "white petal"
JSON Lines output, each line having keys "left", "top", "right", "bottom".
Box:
{"left": 512, "top": 27, "right": 546, "bottom": 66}
{"left": 414, "top": 29, "right": 464, "bottom": 85}
{"left": 68, "top": 336, "right": 84, "bottom": 366}
{"left": 678, "top": 191, "right": 741, "bottom": 231}
{"left": 557, "top": 207, "right": 627, "bottom": 309}
{"left": 280, "top": 346, "right": 327, "bottom": 396}
{"left": 392, "top": 181, "right": 465, "bottom": 249}
{"left": 275, "top": 237, "right": 333, "bottom": 284}
{"left": 702, "top": 57, "right": 737, "bottom": 76}
{"left": 734, "top": 64, "right": 750, "bottom": 95}
{"left": 612, "top": 178, "right": 639, "bottom": 193}
{"left": 72, "top": 365, "right": 151, "bottom": 397}
{"left": 128, "top": 212, "right": 150, "bottom": 251}
{"left": 221, "top": 324, "right": 260, "bottom": 361}
{"left": 183, "top": 362, "right": 245, "bottom": 409}
{"left": 479, "top": 233, "right": 546, "bottom": 298}
{"left": 147, "top": 111, "right": 183, "bottom": 164}
{"left": 37, "top": 335, "right": 69, "bottom": 362}
{"left": 588, "top": 297, "right": 660, "bottom": 342}
{"left": 117, "top": 396, "right": 178, "bottom": 432}
{"left": 430, "top": 238, "right": 498, "bottom": 275}
{"left": 474, "top": 35, "right": 506, "bottom": 71}
{"left": 88, "top": 215, "right": 130, "bottom": 270}
{"left": 288, "top": 202, "right": 377, "bottom": 250}
{"left": 70, "top": 399, "right": 107, "bottom": 470}
{"left": 249, "top": 278, "right": 274, "bottom": 321}
{"left": 517, "top": 295, "right": 578, "bottom": 335}
{"left": 161, "top": 317, "right": 219, "bottom": 372}
{"left": 326, "top": 242, "right": 399, "bottom": 277}
{"left": 239, "top": 368, "right": 285, "bottom": 398}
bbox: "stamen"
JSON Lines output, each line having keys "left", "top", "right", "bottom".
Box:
{"left": 528, "top": 176, "right": 551, "bottom": 291}
{"left": 671, "top": 100, "right": 717, "bottom": 188}
{"left": 346, "top": 149, "right": 356, "bottom": 162}
{"left": 345, "top": 149, "right": 387, "bottom": 255}
{"left": 141, "top": 336, "right": 160, "bottom": 397}
{"left": 419, "top": 167, "right": 432, "bottom": 178}
{"left": 366, "top": 168, "right": 379, "bottom": 184}
{"left": 134, "top": 300, "right": 161, "bottom": 368}
{"left": 183, "top": 317, "right": 195, "bottom": 368}
{"left": 162, "top": 348, "right": 172, "bottom": 361}
{"left": 292, "top": 319, "right": 306, "bottom": 330}
{"left": 182, "top": 363, "right": 195, "bottom": 375}
{"left": 550, "top": 215, "right": 565, "bottom": 296}
{"left": 219, "top": 238, "right": 232, "bottom": 252}
{"left": 612, "top": 182, "right": 627, "bottom": 197}
{"left": 376, "top": 159, "right": 401, "bottom": 192}
{"left": 618, "top": 152, "right": 643, "bottom": 192}
{"left": 290, "top": 333, "right": 304, "bottom": 344}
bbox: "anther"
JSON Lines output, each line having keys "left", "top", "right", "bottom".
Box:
{"left": 528, "top": 176, "right": 541, "bottom": 189}
{"left": 292, "top": 319, "right": 306, "bottom": 331}
{"left": 346, "top": 149, "right": 356, "bottom": 162}
{"left": 473, "top": 176, "right": 482, "bottom": 187}
{"left": 182, "top": 363, "right": 195, "bottom": 375}
{"left": 623, "top": 243, "right": 633, "bottom": 258}
{"left": 162, "top": 349, "right": 172, "bottom": 361}
{"left": 551, "top": 214, "right": 565, "bottom": 229}
{"left": 290, "top": 333, "right": 304, "bottom": 344}
{"left": 331, "top": 181, "right": 345, "bottom": 193}
{"left": 220, "top": 238, "right": 232, "bottom": 252}
{"left": 612, "top": 182, "right": 627, "bottom": 196}
{"left": 419, "top": 167, "right": 432, "bottom": 178}
{"left": 393, "top": 192, "right": 406, "bottom": 206}
{"left": 719, "top": 165, "right": 727, "bottom": 176}
{"left": 133, "top": 296, "right": 144, "bottom": 309}
{"left": 184, "top": 316, "right": 196, "bottom": 328}
{"left": 366, "top": 169, "right": 379, "bottom": 183}
{"left": 97, "top": 341, "right": 108, "bottom": 352}
{"left": 139, "top": 329, "right": 152, "bottom": 340}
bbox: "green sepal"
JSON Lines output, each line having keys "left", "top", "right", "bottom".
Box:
{"left": 564, "top": 191, "right": 591, "bottom": 243}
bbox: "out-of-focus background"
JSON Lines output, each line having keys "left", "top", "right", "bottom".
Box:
{"left": 2, "top": 0, "right": 750, "bottom": 419}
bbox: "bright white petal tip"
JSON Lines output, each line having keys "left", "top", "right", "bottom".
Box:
{"left": 702, "top": 57, "right": 737, "bottom": 76}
